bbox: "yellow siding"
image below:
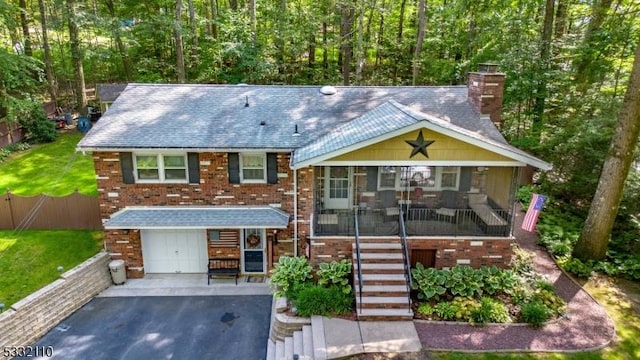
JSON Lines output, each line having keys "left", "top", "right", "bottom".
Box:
{"left": 485, "top": 167, "right": 514, "bottom": 208}
{"left": 328, "top": 129, "right": 512, "bottom": 162}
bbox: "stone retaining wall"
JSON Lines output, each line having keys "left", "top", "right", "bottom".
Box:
{"left": 0, "top": 252, "right": 112, "bottom": 348}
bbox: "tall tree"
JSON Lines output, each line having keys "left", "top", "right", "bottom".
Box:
{"left": 175, "top": 0, "right": 186, "bottom": 83}
{"left": 18, "top": 0, "right": 32, "bottom": 56}
{"left": 411, "top": 0, "right": 426, "bottom": 85}
{"left": 339, "top": 0, "right": 355, "bottom": 85}
{"left": 532, "top": 0, "right": 555, "bottom": 137}
{"left": 188, "top": 0, "right": 198, "bottom": 57}
{"left": 573, "top": 0, "right": 613, "bottom": 86}
{"left": 38, "top": 0, "right": 57, "bottom": 103}
{"left": 573, "top": 39, "right": 640, "bottom": 261}
{"left": 104, "top": 0, "right": 133, "bottom": 81}
{"left": 66, "top": 0, "right": 87, "bottom": 114}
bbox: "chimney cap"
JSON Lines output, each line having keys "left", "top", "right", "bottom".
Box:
{"left": 478, "top": 63, "right": 499, "bottom": 73}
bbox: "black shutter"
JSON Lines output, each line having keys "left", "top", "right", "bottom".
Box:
{"left": 459, "top": 167, "right": 472, "bottom": 191}
{"left": 228, "top": 153, "right": 240, "bottom": 184}
{"left": 187, "top": 152, "right": 200, "bottom": 184}
{"left": 120, "top": 152, "right": 134, "bottom": 184}
{"left": 366, "top": 166, "right": 378, "bottom": 191}
{"left": 267, "top": 153, "right": 278, "bottom": 184}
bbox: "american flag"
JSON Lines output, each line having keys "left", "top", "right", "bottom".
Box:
{"left": 522, "top": 194, "right": 547, "bottom": 232}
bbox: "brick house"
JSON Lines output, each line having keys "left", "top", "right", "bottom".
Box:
{"left": 78, "top": 66, "right": 549, "bottom": 319}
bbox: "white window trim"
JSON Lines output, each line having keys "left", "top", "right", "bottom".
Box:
{"left": 240, "top": 153, "right": 267, "bottom": 184}
{"left": 382, "top": 166, "right": 461, "bottom": 191}
{"left": 377, "top": 166, "right": 400, "bottom": 190}
{"left": 133, "top": 152, "right": 189, "bottom": 184}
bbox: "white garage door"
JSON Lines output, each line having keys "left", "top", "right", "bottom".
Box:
{"left": 141, "top": 229, "right": 208, "bottom": 273}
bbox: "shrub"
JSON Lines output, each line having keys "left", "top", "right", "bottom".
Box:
{"left": 433, "top": 301, "right": 456, "bottom": 320}
{"left": 417, "top": 303, "right": 434, "bottom": 317}
{"left": 450, "top": 297, "right": 480, "bottom": 322}
{"left": 293, "top": 285, "right": 330, "bottom": 316}
{"left": 471, "top": 297, "right": 511, "bottom": 324}
{"left": 443, "top": 265, "right": 483, "bottom": 298}
{"left": 532, "top": 289, "right": 566, "bottom": 316}
{"left": 269, "top": 256, "right": 313, "bottom": 297}
{"left": 534, "top": 279, "right": 555, "bottom": 292}
{"left": 19, "top": 107, "right": 58, "bottom": 144}
{"left": 317, "top": 259, "right": 352, "bottom": 293}
{"left": 412, "top": 263, "right": 446, "bottom": 300}
{"left": 0, "top": 148, "right": 10, "bottom": 162}
{"left": 557, "top": 256, "right": 595, "bottom": 278}
{"left": 521, "top": 301, "right": 551, "bottom": 327}
{"left": 293, "top": 285, "right": 353, "bottom": 317}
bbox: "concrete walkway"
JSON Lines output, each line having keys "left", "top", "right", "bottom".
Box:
{"left": 98, "top": 273, "right": 271, "bottom": 297}
{"left": 314, "top": 317, "right": 422, "bottom": 359}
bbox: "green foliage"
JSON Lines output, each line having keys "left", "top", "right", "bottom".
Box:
{"left": 269, "top": 256, "right": 313, "bottom": 298}
{"left": 417, "top": 302, "right": 434, "bottom": 317}
{"left": 317, "top": 259, "right": 352, "bottom": 294}
{"left": 411, "top": 263, "right": 446, "bottom": 300}
{"left": 449, "top": 297, "right": 480, "bottom": 322}
{"left": 292, "top": 285, "right": 353, "bottom": 317}
{"left": 515, "top": 185, "right": 534, "bottom": 207}
{"left": 20, "top": 115, "right": 58, "bottom": 144}
{"left": 433, "top": 301, "right": 456, "bottom": 321}
{"left": 471, "top": 297, "right": 511, "bottom": 325}
{"left": 520, "top": 300, "right": 551, "bottom": 328}
{"left": 445, "top": 265, "right": 484, "bottom": 298}
{"left": 532, "top": 289, "right": 567, "bottom": 317}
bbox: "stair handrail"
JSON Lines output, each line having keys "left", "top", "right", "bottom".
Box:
{"left": 398, "top": 205, "right": 412, "bottom": 311}
{"left": 354, "top": 207, "right": 363, "bottom": 314}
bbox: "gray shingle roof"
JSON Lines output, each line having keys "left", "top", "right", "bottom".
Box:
{"left": 96, "top": 83, "right": 127, "bottom": 102}
{"left": 103, "top": 206, "right": 290, "bottom": 229}
{"left": 78, "top": 84, "right": 500, "bottom": 150}
{"left": 293, "top": 100, "right": 551, "bottom": 170}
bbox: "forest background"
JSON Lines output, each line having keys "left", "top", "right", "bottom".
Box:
{"left": 1, "top": 0, "right": 639, "bottom": 278}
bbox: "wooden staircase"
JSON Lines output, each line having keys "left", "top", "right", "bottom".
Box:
{"left": 352, "top": 238, "right": 413, "bottom": 321}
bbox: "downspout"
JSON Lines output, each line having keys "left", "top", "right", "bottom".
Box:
{"left": 293, "top": 166, "right": 298, "bottom": 257}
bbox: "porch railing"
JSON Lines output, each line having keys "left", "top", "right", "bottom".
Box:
{"left": 353, "top": 208, "right": 363, "bottom": 314}
{"left": 314, "top": 208, "right": 511, "bottom": 237}
{"left": 398, "top": 205, "right": 412, "bottom": 312}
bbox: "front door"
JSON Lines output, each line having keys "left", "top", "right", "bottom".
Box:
{"left": 324, "top": 166, "right": 351, "bottom": 209}
{"left": 242, "top": 228, "right": 265, "bottom": 273}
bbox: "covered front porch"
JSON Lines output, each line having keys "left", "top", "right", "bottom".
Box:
{"left": 312, "top": 165, "right": 516, "bottom": 238}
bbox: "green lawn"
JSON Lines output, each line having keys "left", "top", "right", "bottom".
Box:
{"left": 0, "top": 132, "right": 98, "bottom": 196}
{"left": 0, "top": 230, "right": 103, "bottom": 307}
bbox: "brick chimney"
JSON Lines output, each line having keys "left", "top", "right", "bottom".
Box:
{"left": 467, "top": 63, "right": 506, "bottom": 126}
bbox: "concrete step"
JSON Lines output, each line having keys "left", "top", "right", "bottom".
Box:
{"left": 354, "top": 263, "right": 405, "bottom": 271}
{"left": 284, "top": 337, "right": 293, "bottom": 360}
{"left": 293, "top": 331, "right": 303, "bottom": 358}
{"left": 275, "top": 340, "right": 284, "bottom": 360}
{"left": 357, "top": 296, "right": 411, "bottom": 309}
{"left": 353, "top": 243, "right": 402, "bottom": 250}
{"left": 357, "top": 273, "right": 407, "bottom": 285}
{"left": 302, "top": 325, "right": 314, "bottom": 359}
{"left": 357, "top": 308, "right": 414, "bottom": 321}
{"left": 357, "top": 253, "right": 404, "bottom": 260}
{"left": 267, "top": 339, "right": 276, "bottom": 360}
{"left": 359, "top": 284, "right": 409, "bottom": 293}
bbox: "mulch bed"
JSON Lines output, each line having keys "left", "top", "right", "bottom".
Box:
{"left": 412, "top": 206, "right": 616, "bottom": 352}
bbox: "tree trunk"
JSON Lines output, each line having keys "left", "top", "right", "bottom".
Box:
{"left": 393, "top": 0, "right": 407, "bottom": 84}
{"left": 340, "top": 1, "right": 355, "bottom": 85}
{"left": 309, "top": 33, "right": 316, "bottom": 69}
{"left": 248, "top": 0, "right": 256, "bottom": 44}
{"left": 574, "top": 0, "right": 613, "bottom": 85}
{"left": 67, "top": 0, "right": 86, "bottom": 114}
{"left": 573, "top": 40, "right": 640, "bottom": 261}
{"left": 276, "top": 0, "right": 287, "bottom": 75}
{"left": 38, "top": 0, "right": 57, "bottom": 103}
{"left": 322, "top": 21, "right": 328, "bottom": 75}
{"left": 19, "top": 0, "right": 33, "bottom": 56}
{"left": 554, "top": 0, "right": 568, "bottom": 40}
{"left": 411, "top": 0, "right": 426, "bottom": 86}
{"left": 355, "top": 0, "right": 365, "bottom": 84}
{"left": 532, "top": 0, "right": 554, "bottom": 138}
{"left": 374, "top": 0, "right": 386, "bottom": 69}
{"left": 229, "top": 0, "right": 237, "bottom": 11}
{"left": 175, "top": 0, "right": 186, "bottom": 83}
{"left": 188, "top": 0, "right": 198, "bottom": 57}
{"left": 211, "top": 0, "right": 218, "bottom": 38}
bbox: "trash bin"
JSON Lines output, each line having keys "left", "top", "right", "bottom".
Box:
{"left": 109, "top": 260, "right": 126, "bottom": 285}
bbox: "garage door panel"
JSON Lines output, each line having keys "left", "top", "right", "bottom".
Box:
{"left": 142, "top": 229, "right": 207, "bottom": 273}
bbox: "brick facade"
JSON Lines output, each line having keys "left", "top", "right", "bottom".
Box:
{"left": 309, "top": 236, "right": 514, "bottom": 268}
{"left": 94, "top": 151, "right": 314, "bottom": 277}
{"left": 467, "top": 72, "right": 506, "bottom": 125}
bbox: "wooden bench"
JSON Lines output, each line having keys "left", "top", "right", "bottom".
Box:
{"left": 207, "top": 258, "right": 240, "bottom": 285}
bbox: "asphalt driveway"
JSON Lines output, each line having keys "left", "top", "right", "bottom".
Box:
{"left": 18, "top": 295, "right": 272, "bottom": 360}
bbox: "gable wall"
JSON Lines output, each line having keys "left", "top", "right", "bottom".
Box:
{"left": 328, "top": 129, "right": 513, "bottom": 162}
{"left": 93, "top": 151, "right": 314, "bottom": 275}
